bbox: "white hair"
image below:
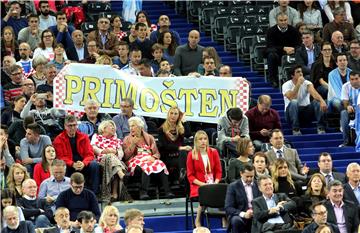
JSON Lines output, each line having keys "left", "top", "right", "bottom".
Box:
{"left": 98, "top": 120, "right": 117, "bottom": 135}
{"left": 346, "top": 162, "right": 360, "bottom": 174}
{"left": 128, "top": 116, "right": 145, "bottom": 129}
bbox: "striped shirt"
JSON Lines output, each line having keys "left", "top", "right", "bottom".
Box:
{"left": 341, "top": 81, "right": 360, "bottom": 107}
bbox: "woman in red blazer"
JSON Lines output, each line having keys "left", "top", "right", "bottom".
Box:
{"left": 186, "top": 130, "right": 222, "bottom": 227}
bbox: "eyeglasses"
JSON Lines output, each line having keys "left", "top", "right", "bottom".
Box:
{"left": 350, "top": 47, "right": 360, "bottom": 50}
{"left": 71, "top": 184, "right": 84, "bottom": 190}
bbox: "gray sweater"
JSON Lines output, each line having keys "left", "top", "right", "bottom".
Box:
{"left": 173, "top": 43, "right": 204, "bottom": 76}
{"left": 216, "top": 109, "right": 249, "bottom": 152}
{"left": 20, "top": 135, "right": 52, "bottom": 163}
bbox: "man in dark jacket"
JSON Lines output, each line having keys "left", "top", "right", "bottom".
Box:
{"left": 2, "top": 206, "right": 35, "bottom": 233}
{"left": 225, "top": 164, "right": 261, "bottom": 233}
{"left": 302, "top": 202, "right": 340, "bottom": 233}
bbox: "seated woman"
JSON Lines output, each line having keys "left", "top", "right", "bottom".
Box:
{"left": 135, "top": 11, "right": 157, "bottom": 37}
{"left": 33, "top": 144, "right": 55, "bottom": 192}
{"left": 91, "top": 120, "right": 130, "bottom": 202}
{"left": 1, "top": 189, "right": 25, "bottom": 228}
{"left": 252, "top": 151, "right": 270, "bottom": 181}
{"left": 1, "top": 95, "right": 26, "bottom": 126}
{"left": 157, "top": 30, "right": 178, "bottom": 65}
{"left": 187, "top": 130, "right": 222, "bottom": 227}
{"left": 271, "top": 158, "right": 301, "bottom": 198}
{"left": 158, "top": 106, "right": 192, "bottom": 183}
{"left": 298, "top": 173, "right": 327, "bottom": 217}
{"left": 228, "top": 138, "right": 254, "bottom": 183}
{"left": 95, "top": 205, "right": 122, "bottom": 233}
{"left": 123, "top": 116, "right": 174, "bottom": 200}
{"left": 6, "top": 163, "right": 30, "bottom": 198}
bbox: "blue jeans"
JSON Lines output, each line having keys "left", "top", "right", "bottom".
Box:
{"left": 328, "top": 97, "right": 344, "bottom": 113}
{"left": 317, "top": 85, "right": 328, "bottom": 101}
{"left": 286, "top": 100, "right": 325, "bottom": 129}
{"left": 340, "top": 110, "right": 350, "bottom": 144}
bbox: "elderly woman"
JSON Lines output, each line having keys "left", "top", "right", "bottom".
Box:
{"left": 91, "top": 120, "right": 130, "bottom": 202}
{"left": 123, "top": 116, "right": 174, "bottom": 200}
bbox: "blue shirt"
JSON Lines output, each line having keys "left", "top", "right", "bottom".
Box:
{"left": 264, "top": 195, "right": 284, "bottom": 224}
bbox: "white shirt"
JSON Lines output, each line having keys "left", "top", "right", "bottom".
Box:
{"left": 282, "top": 79, "right": 312, "bottom": 110}
{"left": 39, "top": 15, "right": 57, "bottom": 31}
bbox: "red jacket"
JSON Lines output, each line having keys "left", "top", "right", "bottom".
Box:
{"left": 53, "top": 130, "right": 94, "bottom": 167}
{"left": 186, "top": 147, "right": 222, "bottom": 198}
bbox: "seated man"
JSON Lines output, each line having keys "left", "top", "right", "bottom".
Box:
{"left": 66, "top": 30, "right": 88, "bottom": 62}
{"left": 43, "top": 207, "right": 74, "bottom": 233}
{"left": 112, "top": 98, "right": 147, "bottom": 140}
{"left": 17, "top": 179, "right": 52, "bottom": 228}
{"left": 38, "top": 159, "right": 71, "bottom": 213}
{"left": 49, "top": 11, "right": 75, "bottom": 49}
{"left": 302, "top": 202, "right": 340, "bottom": 233}
{"left": 121, "top": 47, "right": 142, "bottom": 76}
{"left": 78, "top": 99, "right": 111, "bottom": 138}
{"left": 56, "top": 172, "right": 101, "bottom": 222}
{"left": 348, "top": 40, "right": 360, "bottom": 71}
{"left": 340, "top": 71, "right": 360, "bottom": 147}
{"left": 251, "top": 175, "right": 296, "bottom": 233}
{"left": 53, "top": 115, "right": 100, "bottom": 193}
{"left": 268, "top": 0, "right": 301, "bottom": 27}
{"left": 245, "top": 95, "right": 281, "bottom": 151}
{"left": 295, "top": 30, "right": 321, "bottom": 77}
{"left": 331, "top": 31, "right": 349, "bottom": 55}
{"left": 309, "top": 152, "right": 346, "bottom": 185}
{"left": 225, "top": 164, "right": 261, "bottom": 233}
{"left": 19, "top": 123, "right": 51, "bottom": 174}
{"left": 3, "top": 65, "right": 24, "bottom": 105}
{"left": 77, "top": 211, "right": 96, "bottom": 233}
{"left": 118, "top": 208, "right": 154, "bottom": 233}
{"left": 282, "top": 65, "right": 327, "bottom": 135}
{"left": 343, "top": 163, "right": 360, "bottom": 210}
{"left": 217, "top": 107, "right": 249, "bottom": 157}
{"left": 323, "top": 7, "right": 356, "bottom": 43}
{"left": 328, "top": 53, "right": 352, "bottom": 113}
{"left": 266, "top": 129, "right": 309, "bottom": 181}
{"left": 130, "top": 22, "right": 154, "bottom": 60}
{"left": 324, "top": 180, "right": 359, "bottom": 233}
{"left": 149, "top": 15, "right": 181, "bottom": 45}
{"left": 1, "top": 206, "right": 35, "bottom": 233}
{"left": 1, "top": 1, "right": 28, "bottom": 37}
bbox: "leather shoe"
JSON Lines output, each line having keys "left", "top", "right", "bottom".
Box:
{"left": 139, "top": 192, "right": 150, "bottom": 200}
{"left": 165, "top": 192, "right": 175, "bottom": 199}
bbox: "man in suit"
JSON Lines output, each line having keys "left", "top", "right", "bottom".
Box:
{"left": 343, "top": 162, "right": 360, "bottom": 219}
{"left": 44, "top": 207, "right": 78, "bottom": 233}
{"left": 66, "top": 30, "right": 88, "bottom": 62}
{"left": 295, "top": 30, "right": 321, "bottom": 77}
{"left": 225, "top": 164, "right": 261, "bottom": 233}
{"left": 251, "top": 175, "right": 296, "bottom": 233}
{"left": 315, "top": 152, "right": 346, "bottom": 185}
{"left": 324, "top": 180, "right": 359, "bottom": 233}
{"left": 266, "top": 129, "right": 309, "bottom": 181}
{"left": 117, "top": 209, "right": 153, "bottom": 233}
{"left": 302, "top": 202, "right": 340, "bottom": 233}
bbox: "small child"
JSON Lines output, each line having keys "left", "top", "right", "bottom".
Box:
{"left": 150, "top": 43, "right": 164, "bottom": 74}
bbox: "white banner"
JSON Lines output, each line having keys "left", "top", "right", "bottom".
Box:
{"left": 54, "top": 63, "right": 249, "bottom": 123}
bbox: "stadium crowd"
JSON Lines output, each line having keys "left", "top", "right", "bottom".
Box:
{"left": 1, "top": 0, "right": 360, "bottom": 233}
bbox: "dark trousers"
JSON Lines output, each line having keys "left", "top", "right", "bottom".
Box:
{"left": 230, "top": 216, "right": 251, "bottom": 233}
{"left": 224, "top": 141, "right": 238, "bottom": 158}
{"left": 137, "top": 167, "right": 171, "bottom": 193}
{"left": 267, "top": 52, "right": 280, "bottom": 85}
{"left": 66, "top": 160, "right": 100, "bottom": 194}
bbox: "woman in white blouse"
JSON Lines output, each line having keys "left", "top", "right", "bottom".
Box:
{"left": 33, "top": 29, "right": 67, "bottom": 61}
{"left": 299, "top": 0, "right": 323, "bottom": 30}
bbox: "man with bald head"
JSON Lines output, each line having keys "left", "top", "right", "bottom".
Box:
{"left": 173, "top": 30, "right": 204, "bottom": 76}
{"left": 16, "top": 42, "right": 32, "bottom": 76}
{"left": 17, "top": 179, "right": 53, "bottom": 228}
{"left": 66, "top": 30, "right": 88, "bottom": 61}
{"left": 331, "top": 31, "right": 348, "bottom": 55}
{"left": 245, "top": 95, "right": 281, "bottom": 151}
{"left": 323, "top": 7, "right": 356, "bottom": 43}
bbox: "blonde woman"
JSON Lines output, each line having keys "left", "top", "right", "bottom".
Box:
{"left": 91, "top": 120, "right": 130, "bottom": 202}
{"left": 6, "top": 163, "right": 30, "bottom": 198}
{"left": 158, "top": 106, "right": 192, "bottom": 182}
{"left": 95, "top": 205, "right": 122, "bottom": 233}
{"left": 96, "top": 54, "right": 120, "bottom": 69}
{"left": 271, "top": 158, "right": 299, "bottom": 198}
{"left": 186, "top": 130, "right": 222, "bottom": 227}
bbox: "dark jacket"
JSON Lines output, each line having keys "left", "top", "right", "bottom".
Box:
{"left": 225, "top": 179, "right": 261, "bottom": 220}
{"left": 295, "top": 43, "right": 321, "bottom": 75}
{"left": 66, "top": 45, "right": 89, "bottom": 62}
{"left": 252, "top": 193, "right": 296, "bottom": 233}
{"left": 266, "top": 24, "right": 302, "bottom": 56}
{"left": 324, "top": 199, "right": 359, "bottom": 233}
{"left": 1, "top": 220, "right": 35, "bottom": 233}
{"left": 302, "top": 222, "right": 340, "bottom": 233}
{"left": 116, "top": 228, "right": 154, "bottom": 233}
{"left": 87, "top": 30, "right": 119, "bottom": 57}
{"left": 17, "top": 197, "right": 53, "bottom": 222}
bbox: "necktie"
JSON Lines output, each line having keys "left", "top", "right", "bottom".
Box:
{"left": 277, "top": 150, "right": 282, "bottom": 158}
{"left": 325, "top": 174, "right": 332, "bottom": 185}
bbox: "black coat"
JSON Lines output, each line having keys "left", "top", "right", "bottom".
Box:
{"left": 324, "top": 199, "right": 359, "bottom": 233}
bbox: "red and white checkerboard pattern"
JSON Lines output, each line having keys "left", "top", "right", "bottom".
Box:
{"left": 235, "top": 77, "right": 249, "bottom": 113}
{"left": 53, "top": 65, "right": 85, "bottom": 119}
{"left": 127, "top": 145, "right": 169, "bottom": 176}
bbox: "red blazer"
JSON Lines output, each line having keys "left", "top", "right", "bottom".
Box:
{"left": 186, "top": 147, "right": 222, "bottom": 198}
{"left": 53, "top": 130, "right": 94, "bottom": 167}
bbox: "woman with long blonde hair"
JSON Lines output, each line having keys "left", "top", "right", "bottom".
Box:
{"left": 6, "top": 163, "right": 30, "bottom": 197}
{"left": 186, "top": 130, "right": 222, "bottom": 227}
{"left": 271, "top": 158, "right": 298, "bottom": 198}
{"left": 158, "top": 106, "right": 192, "bottom": 183}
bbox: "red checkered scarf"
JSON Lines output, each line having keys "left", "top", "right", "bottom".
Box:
{"left": 92, "top": 133, "right": 123, "bottom": 150}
